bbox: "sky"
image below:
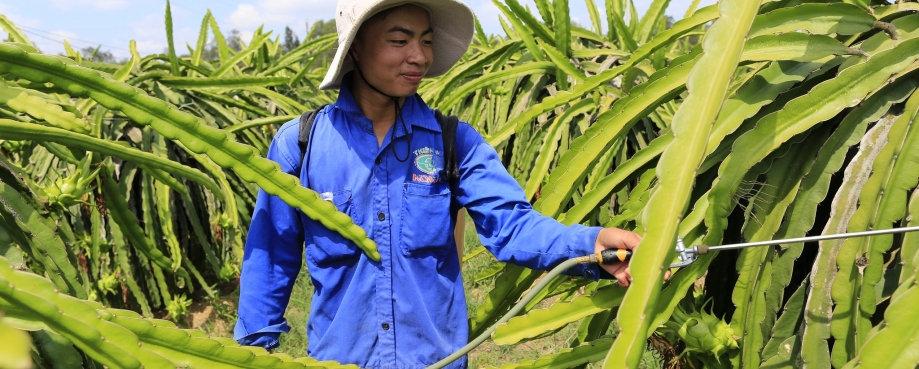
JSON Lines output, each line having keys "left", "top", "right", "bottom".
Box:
{"left": 0, "top": 0, "right": 716, "bottom": 60}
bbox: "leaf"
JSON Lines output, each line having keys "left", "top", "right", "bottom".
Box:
{"left": 831, "top": 86, "right": 919, "bottom": 367}
{"left": 165, "top": 0, "right": 180, "bottom": 76}
{"left": 637, "top": 0, "right": 672, "bottom": 45}
{"left": 210, "top": 33, "right": 273, "bottom": 78}
{"left": 469, "top": 265, "right": 540, "bottom": 338}
{"left": 841, "top": 0, "right": 870, "bottom": 12}
{"left": 100, "top": 164, "right": 190, "bottom": 280}
{"left": 837, "top": 15, "right": 919, "bottom": 72}
{"left": 523, "top": 98, "right": 594, "bottom": 200}
{"left": 902, "top": 190, "right": 919, "bottom": 285}
{"left": 585, "top": 0, "right": 604, "bottom": 35}
{"left": 226, "top": 115, "right": 298, "bottom": 134}
{"left": 0, "top": 120, "right": 221, "bottom": 196}
{"left": 0, "top": 14, "right": 33, "bottom": 47}
{"left": 741, "top": 33, "right": 858, "bottom": 62}
{"left": 0, "top": 320, "right": 31, "bottom": 369}
{"left": 731, "top": 132, "right": 827, "bottom": 367}
{"left": 800, "top": 114, "right": 899, "bottom": 369}
{"left": 538, "top": 39, "right": 584, "bottom": 83}
{"left": 762, "top": 279, "right": 808, "bottom": 362}
{"left": 840, "top": 284, "right": 919, "bottom": 369}
{"left": 874, "top": 3, "right": 919, "bottom": 19}
{"left": 503, "top": 0, "right": 555, "bottom": 46}
{"left": 108, "top": 212, "right": 154, "bottom": 316}
{"left": 485, "top": 337, "right": 614, "bottom": 369}
{"left": 158, "top": 76, "right": 290, "bottom": 89}
{"left": 608, "top": 4, "right": 638, "bottom": 51}
{"left": 438, "top": 61, "right": 555, "bottom": 111}
{"left": 0, "top": 163, "right": 86, "bottom": 299}
{"left": 473, "top": 261, "right": 506, "bottom": 283}
{"left": 259, "top": 33, "right": 337, "bottom": 77}
{"left": 0, "top": 81, "right": 91, "bottom": 133}
{"left": 553, "top": 0, "right": 571, "bottom": 89}
{"left": 189, "top": 90, "right": 272, "bottom": 116}
{"left": 190, "top": 11, "right": 211, "bottom": 67}
{"left": 492, "top": 284, "right": 625, "bottom": 345}
{"left": 749, "top": 3, "right": 877, "bottom": 37}
{"left": 606, "top": 1, "right": 761, "bottom": 367}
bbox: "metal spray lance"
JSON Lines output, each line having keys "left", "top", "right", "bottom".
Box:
{"left": 594, "top": 225, "right": 919, "bottom": 268}
{"left": 428, "top": 225, "right": 919, "bottom": 368}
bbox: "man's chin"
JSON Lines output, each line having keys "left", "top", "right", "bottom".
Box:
{"left": 392, "top": 84, "right": 421, "bottom": 98}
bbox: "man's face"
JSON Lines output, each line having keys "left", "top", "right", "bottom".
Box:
{"left": 351, "top": 4, "right": 433, "bottom": 97}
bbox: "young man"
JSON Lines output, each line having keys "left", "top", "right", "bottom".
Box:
{"left": 235, "top": 1, "right": 644, "bottom": 367}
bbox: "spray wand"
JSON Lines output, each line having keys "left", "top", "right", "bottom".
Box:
{"left": 427, "top": 225, "right": 919, "bottom": 368}
{"left": 599, "top": 225, "right": 919, "bottom": 268}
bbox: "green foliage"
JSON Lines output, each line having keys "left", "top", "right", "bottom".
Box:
{"left": 0, "top": 319, "right": 31, "bottom": 369}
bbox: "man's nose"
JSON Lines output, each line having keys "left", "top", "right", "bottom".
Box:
{"left": 406, "top": 42, "right": 429, "bottom": 65}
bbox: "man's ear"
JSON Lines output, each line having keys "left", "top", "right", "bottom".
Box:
{"left": 348, "top": 38, "right": 360, "bottom": 63}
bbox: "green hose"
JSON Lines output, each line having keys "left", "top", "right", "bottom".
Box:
{"left": 427, "top": 257, "right": 585, "bottom": 369}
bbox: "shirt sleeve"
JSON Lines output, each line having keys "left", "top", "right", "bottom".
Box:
{"left": 234, "top": 121, "right": 304, "bottom": 349}
{"left": 452, "top": 123, "right": 604, "bottom": 280}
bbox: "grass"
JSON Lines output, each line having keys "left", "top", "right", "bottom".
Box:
{"left": 191, "top": 214, "right": 664, "bottom": 368}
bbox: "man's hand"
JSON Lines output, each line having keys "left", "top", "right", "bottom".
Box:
{"left": 594, "top": 228, "right": 671, "bottom": 287}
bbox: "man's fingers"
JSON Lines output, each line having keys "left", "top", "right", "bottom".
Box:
{"left": 616, "top": 229, "right": 642, "bottom": 250}
{"left": 596, "top": 228, "right": 643, "bottom": 252}
{"left": 600, "top": 262, "right": 624, "bottom": 276}
{"left": 614, "top": 268, "right": 630, "bottom": 287}
{"left": 610, "top": 266, "right": 631, "bottom": 287}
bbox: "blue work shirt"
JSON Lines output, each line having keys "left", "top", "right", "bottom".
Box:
{"left": 234, "top": 78, "right": 603, "bottom": 368}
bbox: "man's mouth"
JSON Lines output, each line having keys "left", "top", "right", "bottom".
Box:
{"left": 401, "top": 73, "right": 424, "bottom": 83}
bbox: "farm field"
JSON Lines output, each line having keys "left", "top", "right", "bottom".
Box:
{"left": 2, "top": 1, "right": 919, "bottom": 368}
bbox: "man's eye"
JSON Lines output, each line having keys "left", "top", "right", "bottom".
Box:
{"left": 390, "top": 40, "right": 408, "bottom": 45}
{"left": 422, "top": 40, "right": 434, "bottom": 46}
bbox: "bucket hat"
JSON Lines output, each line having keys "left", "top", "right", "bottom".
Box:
{"left": 319, "top": 0, "right": 475, "bottom": 90}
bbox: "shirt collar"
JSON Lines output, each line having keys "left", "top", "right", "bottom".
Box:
{"left": 334, "top": 73, "right": 442, "bottom": 134}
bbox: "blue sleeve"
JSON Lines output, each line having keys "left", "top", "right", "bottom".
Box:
{"left": 453, "top": 123, "right": 603, "bottom": 280}
{"left": 234, "top": 121, "right": 304, "bottom": 349}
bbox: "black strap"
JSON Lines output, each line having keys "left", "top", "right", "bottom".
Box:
{"left": 435, "top": 110, "right": 461, "bottom": 184}
{"left": 298, "top": 105, "right": 327, "bottom": 169}
{"left": 298, "top": 106, "right": 461, "bottom": 185}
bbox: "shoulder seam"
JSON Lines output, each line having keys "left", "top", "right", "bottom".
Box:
{"left": 275, "top": 120, "right": 302, "bottom": 170}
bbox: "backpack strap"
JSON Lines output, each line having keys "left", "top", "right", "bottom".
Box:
{"left": 298, "top": 105, "right": 328, "bottom": 169}
{"left": 434, "top": 109, "right": 460, "bottom": 185}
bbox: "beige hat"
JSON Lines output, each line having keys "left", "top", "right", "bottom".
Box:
{"left": 319, "top": 0, "right": 474, "bottom": 90}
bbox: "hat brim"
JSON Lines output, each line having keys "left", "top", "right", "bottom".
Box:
{"left": 319, "top": 0, "right": 474, "bottom": 90}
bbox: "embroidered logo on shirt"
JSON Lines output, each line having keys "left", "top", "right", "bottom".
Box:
{"left": 412, "top": 173, "right": 437, "bottom": 183}
{"left": 412, "top": 147, "right": 443, "bottom": 184}
{"left": 415, "top": 154, "right": 436, "bottom": 174}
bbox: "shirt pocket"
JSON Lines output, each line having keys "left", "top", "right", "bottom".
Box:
{"left": 307, "top": 189, "right": 362, "bottom": 265}
{"left": 400, "top": 183, "right": 452, "bottom": 256}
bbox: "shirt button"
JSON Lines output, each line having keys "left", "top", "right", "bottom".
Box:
{"left": 375, "top": 157, "right": 382, "bottom": 164}
{"left": 378, "top": 212, "right": 386, "bottom": 221}
{"left": 382, "top": 323, "right": 390, "bottom": 330}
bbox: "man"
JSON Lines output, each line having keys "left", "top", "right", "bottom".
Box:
{"left": 235, "top": 0, "right": 643, "bottom": 367}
